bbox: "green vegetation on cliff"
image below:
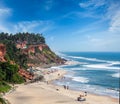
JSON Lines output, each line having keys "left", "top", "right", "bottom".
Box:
{"left": 0, "top": 81, "right": 11, "bottom": 93}
{"left": 0, "top": 62, "right": 24, "bottom": 83}
{"left": 0, "top": 62, "right": 24, "bottom": 95}
{"left": 0, "top": 97, "right": 7, "bottom": 104}
{"left": 0, "top": 32, "right": 65, "bottom": 94}
{"left": 0, "top": 32, "right": 45, "bottom": 68}
{"left": 0, "top": 32, "right": 45, "bottom": 44}
{"left": 0, "top": 32, "right": 46, "bottom": 93}
{"left": 0, "top": 62, "right": 24, "bottom": 92}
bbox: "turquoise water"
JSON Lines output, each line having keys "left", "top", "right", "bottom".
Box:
{"left": 52, "top": 52, "right": 120, "bottom": 98}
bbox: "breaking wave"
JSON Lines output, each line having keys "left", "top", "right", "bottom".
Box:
{"left": 72, "top": 77, "right": 89, "bottom": 83}
{"left": 68, "top": 55, "right": 120, "bottom": 65}
{"left": 111, "top": 73, "right": 120, "bottom": 78}
{"left": 83, "top": 64, "right": 120, "bottom": 70}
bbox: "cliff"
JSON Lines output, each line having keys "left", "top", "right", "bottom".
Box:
{"left": 21, "top": 44, "right": 65, "bottom": 67}
{"left": 0, "top": 32, "right": 65, "bottom": 68}
{"left": 0, "top": 44, "right": 6, "bottom": 62}
{"left": 0, "top": 32, "right": 66, "bottom": 92}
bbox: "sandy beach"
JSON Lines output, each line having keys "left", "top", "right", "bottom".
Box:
{"left": 4, "top": 69, "right": 119, "bottom": 104}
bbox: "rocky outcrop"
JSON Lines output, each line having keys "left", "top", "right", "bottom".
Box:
{"left": 18, "top": 69, "right": 33, "bottom": 80}
{"left": 21, "top": 44, "right": 65, "bottom": 66}
{"left": 16, "top": 41, "right": 27, "bottom": 49}
{"left": 0, "top": 42, "right": 65, "bottom": 67}
{"left": 22, "top": 44, "right": 49, "bottom": 54}
{"left": 0, "top": 44, "right": 6, "bottom": 62}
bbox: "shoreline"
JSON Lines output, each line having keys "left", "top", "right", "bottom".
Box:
{"left": 52, "top": 81, "right": 119, "bottom": 100}
{"left": 51, "top": 75, "right": 119, "bottom": 100}
{"left": 4, "top": 66, "right": 119, "bottom": 104}
{"left": 51, "top": 82, "right": 119, "bottom": 101}
{"left": 53, "top": 60, "right": 119, "bottom": 99}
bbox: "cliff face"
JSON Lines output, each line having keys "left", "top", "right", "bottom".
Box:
{"left": 0, "top": 44, "right": 6, "bottom": 62}
{"left": 0, "top": 33, "right": 65, "bottom": 68}
{"left": 21, "top": 44, "right": 65, "bottom": 67}
{"left": 0, "top": 42, "right": 65, "bottom": 67}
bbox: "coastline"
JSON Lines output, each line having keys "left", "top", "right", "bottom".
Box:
{"left": 53, "top": 60, "right": 120, "bottom": 98}
{"left": 4, "top": 65, "right": 119, "bottom": 104}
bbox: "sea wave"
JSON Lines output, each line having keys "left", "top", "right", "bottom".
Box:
{"left": 55, "top": 79, "right": 119, "bottom": 98}
{"left": 71, "top": 68, "right": 88, "bottom": 71}
{"left": 83, "top": 64, "right": 120, "bottom": 70}
{"left": 64, "top": 71, "right": 75, "bottom": 78}
{"left": 72, "top": 84, "right": 119, "bottom": 98}
{"left": 51, "top": 66, "right": 63, "bottom": 70}
{"left": 68, "top": 55, "right": 120, "bottom": 65}
{"left": 72, "top": 77, "right": 89, "bottom": 83}
{"left": 65, "top": 60, "right": 87, "bottom": 66}
{"left": 111, "top": 73, "right": 120, "bottom": 78}
{"left": 69, "top": 56, "right": 102, "bottom": 62}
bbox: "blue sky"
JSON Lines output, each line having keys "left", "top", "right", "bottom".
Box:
{"left": 0, "top": 0, "right": 120, "bottom": 52}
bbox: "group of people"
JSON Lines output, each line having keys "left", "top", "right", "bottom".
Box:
{"left": 62, "top": 83, "right": 87, "bottom": 101}
{"left": 77, "top": 91, "right": 87, "bottom": 101}
{"left": 63, "top": 85, "right": 69, "bottom": 90}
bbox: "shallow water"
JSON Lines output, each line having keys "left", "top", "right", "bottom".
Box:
{"left": 52, "top": 52, "right": 120, "bottom": 98}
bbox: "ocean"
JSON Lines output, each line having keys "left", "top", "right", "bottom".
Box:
{"left": 52, "top": 52, "right": 120, "bottom": 98}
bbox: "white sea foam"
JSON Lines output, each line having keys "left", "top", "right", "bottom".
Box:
{"left": 111, "top": 73, "right": 120, "bottom": 78}
{"left": 72, "top": 77, "right": 89, "bottom": 83}
{"left": 65, "top": 60, "right": 87, "bottom": 66}
{"left": 69, "top": 56, "right": 102, "bottom": 62}
{"left": 68, "top": 55, "right": 120, "bottom": 65}
{"left": 65, "top": 60, "right": 79, "bottom": 65}
{"left": 51, "top": 66, "right": 63, "bottom": 70}
{"left": 75, "top": 84, "right": 119, "bottom": 98}
{"left": 64, "top": 71, "right": 75, "bottom": 78}
{"left": 83, "top": 64, "right": 120, "bottom": 70}
{"left": 64, "top": 74, "right": 73, "bottom": 78}
{"left": 55, "top": 81, "right": 119, "bottom": 98}
{"left": 71, "top": 68, "right": 88, "bottom": 71}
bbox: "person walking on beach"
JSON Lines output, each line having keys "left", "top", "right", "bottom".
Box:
{"left": 66, "top": 85, "right": 69, "bottom": 90}
{"left": 63, "top": 85, "right": 69, "bottom": 90}
{"left": 84, "top": 91, "right": 87, "bottom": 96}
{"left": 66, "top": 82, "right": 69, "bottom": 90}
{"left": 63, "top": 85, "right": 66, "bottom": 89}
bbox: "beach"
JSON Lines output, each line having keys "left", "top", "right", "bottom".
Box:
{"left": 4, "top": 68, "right": 119, "bottom": 104}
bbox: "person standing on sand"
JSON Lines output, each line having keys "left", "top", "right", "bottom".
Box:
{"left": 66, "top": 85, "right": 69, "bottom": 90}
{"left": 66, "top": 82, "right": 70, "bottom": 90}
{"left": 63, "top": 85, "right": 66, "bottom": 89}
{"left": 84, "top": 91, "right": 87, "bottom": 96}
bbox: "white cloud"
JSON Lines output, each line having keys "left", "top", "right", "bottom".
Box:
{"left": 0, "top": 8, "right": 10, "bottom": 14}
{"left": 0, "top": 24, "right": 10, "bottom": 33}
{"left": 107, "top": 2, "right": 120, "bottom": 33}
{"left": 0, "top": 7, "right": 12, "bottom": 33}
{"left": 85, "top": 33, "right": 120, "bottom": 51}
{"left": 76, "top": 0, "right": 107, "bottom": 20}
{"left": 0, "top": 20, "right": 54, "bottom": 34}
{"left": 109, "top": 11, "right": 120, "bottom": 32}
{"left": 0, "top": 8, "right": 11, "bottom": 18}
{"left": 79, "top": 0, "right": 106, "bottom": 9}
{"left": 0, "top": 5, "right": 53, "bottom": 33}
{"left": 14, "top": 21, "right": 42, "bottom": 32}
{"left": 13, "top": 20, "right": 53, "bottom": 33}
{"left": 89, "top": 38, "right": 110, "bottom": 47}
{"left": 79, "top": 0, "right": 120, "bottom": 33}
